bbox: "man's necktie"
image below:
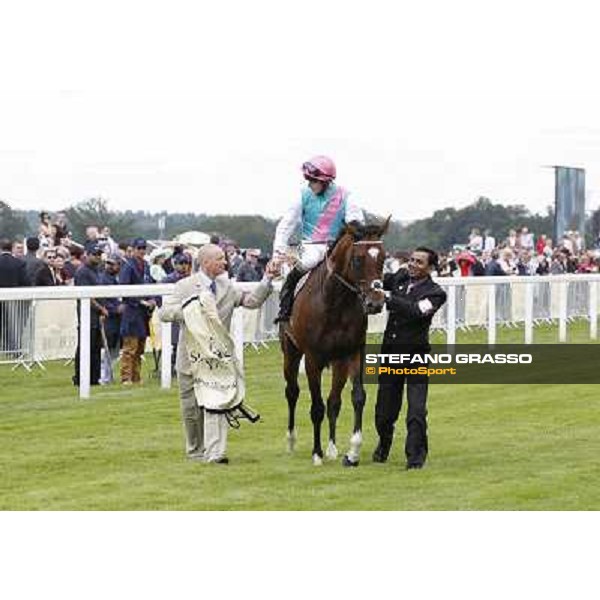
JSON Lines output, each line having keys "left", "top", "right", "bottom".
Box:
{"left": 209, "top": 280, "right": 217, "bottom": 296}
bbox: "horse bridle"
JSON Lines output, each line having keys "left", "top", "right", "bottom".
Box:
{"left": 327, "top": 240, "right": 384, "bottom": 311}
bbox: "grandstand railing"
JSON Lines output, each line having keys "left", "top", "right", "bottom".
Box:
{"left": 1, "top": 274, "right": 599, "bottom": 399}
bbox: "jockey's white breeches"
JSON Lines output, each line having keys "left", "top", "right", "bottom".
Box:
{"left": 298, "top": 243, "right": 327, "bottom": 271}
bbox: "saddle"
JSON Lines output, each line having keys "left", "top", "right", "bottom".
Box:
{"left": 294, "top": 272, "right": 311, "bottom": 298}
{"left": 293, "top": 255, "right": 328, "bottom": 298}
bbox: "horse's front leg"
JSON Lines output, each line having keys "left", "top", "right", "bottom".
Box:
{"left": 342, "top": 350, "right": 366, "bottom": 468}
{"left": 326, "top": 361, "right": 349, "bottom": 460}
{"left": 305, "top": 355, "right": 325, "bottom": 466}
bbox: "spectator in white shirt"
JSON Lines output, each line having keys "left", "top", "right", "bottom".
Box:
{"left": 468, "top": 228, "right": 483, "bottom": 252}
{"left": 519, "top": 227, "right": 534, "bottom": 250}
{"left": 482, "top": 229, "right": 496, "bottom": 252}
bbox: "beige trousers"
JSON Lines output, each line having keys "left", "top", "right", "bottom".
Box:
{"left": 203, "top": 411, "right": 229, "bottom": 461}
{"left": 178, "top": 372, "right": 205, "bottom": 457}
{"left": 178, "top": 372, "right": 228, "bottom": 460}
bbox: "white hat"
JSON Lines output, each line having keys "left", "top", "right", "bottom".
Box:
{"left": 149, "top": 247, "right": 173, "bottom": 262}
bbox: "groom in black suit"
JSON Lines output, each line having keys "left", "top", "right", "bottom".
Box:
{"left": 373, "top": 247, "right": 447, "bottom": 470}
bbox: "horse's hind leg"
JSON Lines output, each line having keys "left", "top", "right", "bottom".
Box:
{"left": 305, "top": 354, "right": 325, "bottom": 466}
{"left": 283, "top": 335, "right": 302, "bottom": 453}
{"left": 342, "top": 348, "right": 366, "bottom": 468}
{"left": 325, "top": 360, "right": 349, "bottom": 460}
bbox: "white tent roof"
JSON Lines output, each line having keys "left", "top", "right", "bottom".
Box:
{"left": 174, "top": 231, "right": 211, "bottom": 246}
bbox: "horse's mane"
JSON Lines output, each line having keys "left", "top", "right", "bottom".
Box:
{"left": 331, "top": 221, "right": 385, "bottom": 249}
{"left": 327, "top": 222, "right": 384, "bottom": 260}
{"left": 310, "top": 222, "right": 376, "bottom": 288}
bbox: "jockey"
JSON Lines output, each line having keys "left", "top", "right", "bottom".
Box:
{"left": 273, "top": 155, "right": 365, "bottom": 323}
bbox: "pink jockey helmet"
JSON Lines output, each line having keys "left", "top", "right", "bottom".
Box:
{"left": 302, "top": 155, "right": 337, "bottom": 182}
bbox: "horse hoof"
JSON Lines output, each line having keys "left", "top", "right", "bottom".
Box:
{"left": 325, "top": 441, "right": 338, "bottom": 460}
{"left": 312, "top": 454, "right": 323, "bottom": 466}
{"left": 342, "top": 455, "right": 359, "bottom": 468}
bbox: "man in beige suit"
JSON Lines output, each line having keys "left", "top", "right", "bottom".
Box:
{"left": 159, "top": 244, "right": 275, "bottom": 464}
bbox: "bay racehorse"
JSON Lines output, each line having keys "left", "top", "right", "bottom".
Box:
{"left": 280, "top": 218, "right": 389, "bottom": 466}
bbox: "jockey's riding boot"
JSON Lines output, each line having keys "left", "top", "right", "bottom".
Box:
{"left": 275, "top": 266, "right": 305, "bottom": 323}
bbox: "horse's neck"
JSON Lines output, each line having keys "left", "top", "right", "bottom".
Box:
{"left": 321, "top": 261, "right": 357, "bottom": 308}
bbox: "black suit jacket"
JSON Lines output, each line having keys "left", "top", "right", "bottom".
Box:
{"left": 484, "top": 259, "right": 505, "bottom": 276}
{"left": 24, "top": 253, "right": 54, "bottom": 286}
{"left": 0, "top": 252, "right": 29, "bottom": 287}
{"left": 382, "top": 271, "right": 447, "bottom": 350}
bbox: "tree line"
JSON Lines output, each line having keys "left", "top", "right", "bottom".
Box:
{"left": 1, "top": 195, "right": 597, "bottom": 252}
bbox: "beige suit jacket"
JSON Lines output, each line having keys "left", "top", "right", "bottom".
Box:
{"left": 158, "top": 272, "right": 273, "bottom": 375}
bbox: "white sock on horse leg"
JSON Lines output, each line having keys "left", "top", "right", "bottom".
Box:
{"left": 326, "top": 440, "right": 338, "bottom": 459}
{"left": 346, "top": 431, "right": 363, "bottom": 462}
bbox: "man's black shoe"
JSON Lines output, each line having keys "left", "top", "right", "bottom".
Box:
{"left": 372, "top": 442, "right": 390, "bottom": 463}
{"left": 210, "top": 457, "right": 229, "bottom": 465}
{"left": 406, "top": 463, "right": 424, "bottom": 470}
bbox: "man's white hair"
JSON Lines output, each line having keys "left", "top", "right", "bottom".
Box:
{"left": 197, "top": 243, "right": 224, "bottom": 266}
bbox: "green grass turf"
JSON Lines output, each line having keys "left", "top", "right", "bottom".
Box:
{"left": 1, "top": 321, "right": 599, "bottom": 510}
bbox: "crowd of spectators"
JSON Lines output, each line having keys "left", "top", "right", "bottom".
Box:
{"left": 2, "top": 211, "right": 269, "bottom": 288}
{"left": 384, "top": 227, "right": 598, "bottom": 277}
{"left": 0, "top": 210, "right": 270, "bottom": 386}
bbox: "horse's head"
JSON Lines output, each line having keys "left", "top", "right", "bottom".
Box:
{"left": 329, "top": 216, "right": 391, "bottom": 314}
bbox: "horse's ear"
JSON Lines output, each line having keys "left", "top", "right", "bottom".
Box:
{"left": 380, "top": 215, "right": 392, "bottom": 236}
{"left": 346, "top": 220, "right": 362, "bottom": 239}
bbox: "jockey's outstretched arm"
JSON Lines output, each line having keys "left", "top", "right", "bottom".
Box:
{"left": 273, "top": 199, "right": 302, "bottom": 256}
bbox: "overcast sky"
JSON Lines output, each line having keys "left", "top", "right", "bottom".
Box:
{"left": 2, "top": 0, "right": 600, "bottom": 224}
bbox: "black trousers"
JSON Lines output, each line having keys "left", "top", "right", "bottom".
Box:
{"left": 73, "top": 327, "right": 102, "bottom": 386}
{"left": 375, "top": 373, "right": 429, "bottom": 466}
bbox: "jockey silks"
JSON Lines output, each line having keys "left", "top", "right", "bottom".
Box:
{"left": 301, "top": 185, "right": 347, "bottom": 243}
{"left": 272, "top": 184, "right": 364, "bottom": 254}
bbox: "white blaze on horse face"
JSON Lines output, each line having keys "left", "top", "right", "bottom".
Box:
{"left": 368, "top": 247, "right": 380, "bottom": 260}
